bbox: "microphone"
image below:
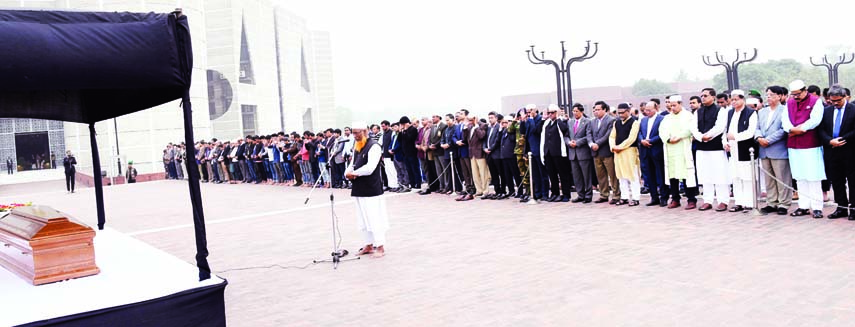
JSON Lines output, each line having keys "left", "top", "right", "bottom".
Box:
{"left": 336, "top": 139, "right": 352, "bottom": 144}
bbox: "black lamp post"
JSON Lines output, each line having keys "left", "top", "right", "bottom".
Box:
{"left": 702, "top": 48, "right": 757, "bottom": 90}
{"left": 810, "top": 53, "right": 854, "bottom": 87}
{"left": 527, "top": 40, "right": 598, "bottom": 114}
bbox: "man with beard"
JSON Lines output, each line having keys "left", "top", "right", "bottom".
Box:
{"left": 723, "top": 90, "right": 759, "bottom": 212}
{"left": 782, "top": 80, "right": 826, "bottom": 218}
{"left": 346, "top": 122, "right": 390, "bottom": 258}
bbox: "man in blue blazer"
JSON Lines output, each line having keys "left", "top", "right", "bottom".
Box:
{"left": 755, "top": 86, "right": 791, "bottom": 215}
{"left": 638, "top": 102, "right": 668, "bottom": 206}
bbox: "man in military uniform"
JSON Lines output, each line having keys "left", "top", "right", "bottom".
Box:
{"left": 509, "top": 109, "right": 529, "bottom": 200}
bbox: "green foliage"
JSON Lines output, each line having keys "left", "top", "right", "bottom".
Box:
{"left": 632, "top": 78, "right": 674, "bottom": 96}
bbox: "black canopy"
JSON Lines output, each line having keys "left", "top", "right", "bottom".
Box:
{"left": 0, "top": 9, "right": 211, "bottom": 280}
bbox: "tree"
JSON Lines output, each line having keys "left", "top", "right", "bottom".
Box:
{"left": 632, "top": 78, "right": 674, "bottom": 96}
{"left": 711, "top": 59, "right": 826, "bottom": 93}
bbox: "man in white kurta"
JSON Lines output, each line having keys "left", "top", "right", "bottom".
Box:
{"left": 690, "top": 89, "right": 732, "bottom": 211}
{"left": 723, "top": 90, "right": 758, "bottom": 211}
{"left": 346, "top": 123, "right": 390, "bottom": 258}
{"left": 781, "top": 80, "right": 826, "bottom": 218}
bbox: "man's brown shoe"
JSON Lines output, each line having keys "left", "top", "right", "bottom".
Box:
{"left": 685, "top": 202, "right": 697, "bottom": 210}
{"left": 371, "top": 245, "right": 385, "bottom": 258}
{"left": 715, "top": 203, "right": 728, "bottom": 211}
{"left": 357, "top": 244, "right": 374, "bottom": 256}
{"left": 667, "top": 201, "right": 681, "bottom": 209}
{"left": 698, "top": 203, "right": 713, "bottom": 211}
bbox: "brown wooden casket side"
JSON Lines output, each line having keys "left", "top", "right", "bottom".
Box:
{"left": 0, "top": 207, "right": 99, "bottom": 285}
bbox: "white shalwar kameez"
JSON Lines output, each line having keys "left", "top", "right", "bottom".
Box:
{"left": 346, "top": 143, "right": 390, "bottom": 246}
{"left": 780, "top": 100, "right": 826, "bottom": 211}
{"left": 725, "top": 109, "right": 758, "bottom": 207}
{"left": 691, "top": 108, "right": 732, "bottom": 205}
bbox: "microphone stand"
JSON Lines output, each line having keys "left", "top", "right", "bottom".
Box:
{"left": 307, "top": 140, "right": 359, "bottom": 269}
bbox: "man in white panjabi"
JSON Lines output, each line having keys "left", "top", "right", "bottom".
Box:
{"left": 690, "top": 88, "right": 732, "bottom": 211}
{"left": 781, "top": 80, "right": 826, "bottom": 218}
{"left": 345, "top": 122, "right": 390, "bottom": 258}
{"left": 723, "top": 90, "right": 759, "bottom": 212}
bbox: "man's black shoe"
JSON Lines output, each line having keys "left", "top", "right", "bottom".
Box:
{"left": 760, "top": 206, "right": 776, "bottom": 214}
{"left": 418, "top": 190, "right": 432, "bottom": 195}
{"left": 560, "top": 196, "right": 570, "bottom": 202}
{"left": 583, "top": 198, "right": 592, "bottom": 203}
{"left": 777, "top": 207, "right": 788, "bottom": 215}
{"left": 640, "top": 186, "right": 650, "bottom": 194}
{"left": 571, "top": 197, "right": 585, "bottom": 203}
{"left": 828, "top": 209, "right": 849, "bottom": 219}
{"left": 646, "top": 200, "right": 661, "bottom": 206}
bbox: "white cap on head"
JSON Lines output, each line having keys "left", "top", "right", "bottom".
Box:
{"left": 746, "top": 98, "right": 760, "bottom": 105}
{"left": 547, "top": 104, "right": 560, "bottom": 111}
{"left": 670, "top": 95, "right": 682, "bottom": 102}
{"left": 351, "top": 121, "right": 368, "bottom": 130}
{"left": 731, "top": 89, "right": 745, "bottom": 98}
{"left": 525, "top": 104, "right": 536, "bottom": 110}
{"left": 789, "top": 79, "right": 806, "bottom": 91}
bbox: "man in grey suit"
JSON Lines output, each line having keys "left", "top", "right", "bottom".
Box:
{"left": 755, "top": 85, "right": 792, "bottom": 215}
{"left": 589, "top": 101, "right": 620, "bottom": 203}
{"left": 566, "top": 103, "right": 594, "bottom": 202}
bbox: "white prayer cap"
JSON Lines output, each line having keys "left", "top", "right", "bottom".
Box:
{"left": 731, "top": 89, "right": 745, "bottom": 98}
{"left": 351, "top": 121, "right": 368, "bottom": 130}
{"left": 525, "top": 104, "right": 537, "bottom": 110}
{"left": 547, "top": 104, "right": 560, "bottom": 112}
{"left": 789, "top": 79, "right": 806, "bottom": 91}
{"left": 670, "top": 95, "right": 682, "bottom": 102}
{"left": 746, "top": 98, "right": 760, "bottom": 105}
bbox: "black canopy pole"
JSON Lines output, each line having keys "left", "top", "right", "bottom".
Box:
{"left": 89, "top": 123, "right": 106, "bottom": 230}
{"left": 174, "top": 10, "right": 211, "bottom": 281}
{"left": 182, "top": 93, "right": 211, "bottom": 281}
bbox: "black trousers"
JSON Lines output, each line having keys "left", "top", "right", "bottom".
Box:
{"left": 668, "top": 179, "right": 698, "bottom": 203}
{"left": 545, "top": 155, "right": 572, "bottom": 198}
{"left": 826, "top": 153, "right": 855, "bottom": 210}
{"left": 65, "top": 171, "right": 75, "bottom": 192}
{"left": 486, "top": 156, "right": 501, "bottom": 194}
{"left": 499, "top": 158, "right": 521, "bottom": 195}
{"left": 530, "top": 155, "right": 550, "bottom": 199}
{"left": 425, "top": 159, "right": 439, "bottom": 191}
{"left": 405, "top": 156, "right": 422, "bottom": 188}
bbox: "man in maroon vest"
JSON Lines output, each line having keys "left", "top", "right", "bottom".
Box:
{"left": 781, "top": 80, "right": 826, "bottom": 218}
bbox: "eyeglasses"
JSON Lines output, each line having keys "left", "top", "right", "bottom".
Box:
{"left": 791, "top": 90, "right": 804, "bottom": 98}
{"left": 700, "top": 94, "right": 710, "bottom": 98}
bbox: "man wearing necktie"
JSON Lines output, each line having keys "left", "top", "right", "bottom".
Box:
{"left": 818, "top": 85, "right": 855, "bottom": 220}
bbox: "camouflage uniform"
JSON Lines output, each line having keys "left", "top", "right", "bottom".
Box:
{"left": 508, "top": 120, "right": 529, "bottom": 192}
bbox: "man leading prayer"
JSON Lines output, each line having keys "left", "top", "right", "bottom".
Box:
{"left": 345, "top": 122, "right": 391, "bottom": 258}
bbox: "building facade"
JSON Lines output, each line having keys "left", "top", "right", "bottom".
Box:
{"left": 0, "top": 0, "right": 334, "bottom": 177}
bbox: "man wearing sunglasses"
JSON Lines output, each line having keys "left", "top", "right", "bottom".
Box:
{"left": 818, "top": 85, "right": 855, "bottom": 220}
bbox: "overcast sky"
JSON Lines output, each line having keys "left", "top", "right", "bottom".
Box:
{"left": 277, "top": 0, "right": 853, "bottom": 115}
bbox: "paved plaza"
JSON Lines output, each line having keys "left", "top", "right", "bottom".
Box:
{"left": 2, "top": 179, "right": 855, "bottom": 326}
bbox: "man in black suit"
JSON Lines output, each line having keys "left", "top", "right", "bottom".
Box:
{"left": 540, "top": 104, "right": 572, "bottom": 202}
{"left": 483, "top": 112, "right": 502, "bottom": 199}
{"left": 817, "top": 85, "right": 855, "bottom": 220}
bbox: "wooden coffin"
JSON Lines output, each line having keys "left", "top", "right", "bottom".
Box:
{"left": 0, "top": 206, "right": 99, "bottom": 285}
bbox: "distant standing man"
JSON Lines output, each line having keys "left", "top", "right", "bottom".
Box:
{"left": 6, "top": 157, "right": 12, "bottom": 174}
{"left": 63, "top": 150, "right": 77, "bottom": 193}
{"left": 346, "top": 122, "right": 390, "bottom": 258}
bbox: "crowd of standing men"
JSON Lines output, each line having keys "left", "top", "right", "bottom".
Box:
{"left": 155, "top": 79, "right": 854, "bottom": 221}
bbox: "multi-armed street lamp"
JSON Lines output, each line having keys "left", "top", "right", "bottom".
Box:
{"left": 526, "top": 40, "right": 598, "bottom": 114}
{"left": 702, "top": 48, "right": 757, "bottom": 90}
{"left": 810, "top": 53, "right": 854, "bottom": 87}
